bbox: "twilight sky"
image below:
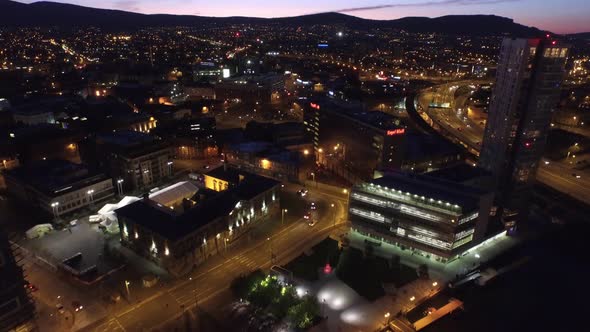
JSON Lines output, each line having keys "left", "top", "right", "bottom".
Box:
{"left": 20, "top": 0, "right": 590, "bottom": 33}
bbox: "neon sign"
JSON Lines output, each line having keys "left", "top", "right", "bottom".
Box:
{"left": 387, "top": 128, "right": 405, "bottom": 136}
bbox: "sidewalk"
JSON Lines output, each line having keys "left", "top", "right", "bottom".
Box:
{"left": 347, "top": 229, "right": 519, "bottom": 282}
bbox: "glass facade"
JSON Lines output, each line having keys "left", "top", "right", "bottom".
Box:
{"left": 348, "top": 174, "right": 490, "bottom": 260}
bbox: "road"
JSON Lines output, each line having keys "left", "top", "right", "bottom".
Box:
{"left": 415, "top": 81, "right": 590, "bottom": 205}
{"left": 82, "top": 184, "right": 350, "bottom": 332}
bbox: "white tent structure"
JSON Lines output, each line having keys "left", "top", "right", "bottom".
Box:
{"left": 149, "top": 181, "right": 199, "bottom": 207}
{"left": 96, "top": 196, "right": 141, "bottom": 233}
{"left": 26, "top": 223, "right": 54, "bottom": 239}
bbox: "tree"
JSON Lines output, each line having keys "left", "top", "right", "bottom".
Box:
{"left": 230, "top": 269, "right": 265, "bottom": 299}
{"left": 269, "top": 286, "right": 298, "bottom": 319}
{"left": 287, "top": 296, "right": 320, "bottom": 329}
{"left": 247, "top": 275, "right": 282, "bottom": 309}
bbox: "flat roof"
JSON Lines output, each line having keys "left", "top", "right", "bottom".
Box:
{"left": 116, "top": 168, "right": 280, "bottom": 241}
{"left": 314, "top": 98, "right": 404, "bottom": 131}
{"left": 6, "top": 160, "right": 110, "bottom": 197}
{"left": 366, "top": 171, "right": 486, "bottom": 212}
{"left": 426, "top": 164, "right": 492, "bottom": 184}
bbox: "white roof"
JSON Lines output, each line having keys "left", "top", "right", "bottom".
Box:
{"left": 149, "top": 181, "right": 199, "bottom": 206}
{"left": 98, "top": 196, "right": 141, "bottom": 215}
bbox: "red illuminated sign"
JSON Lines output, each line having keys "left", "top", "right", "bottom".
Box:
{"left": 387, "top": 128, "right": 405, "bottom": 136}
{"left": 310, "top": 103, "right": 320, "bottom": 110}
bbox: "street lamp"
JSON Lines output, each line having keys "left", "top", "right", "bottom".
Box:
{"left": 116, "top": 179, "right": 124, "bottom": 196}
{"left": 87, "top": 189, "right": 94, "bottom": 205}
{"left": 384, "top": 312, "right": 391, "bottom": 325}
{"left": 124, "top": 280, "right": 131, "bottom": 300}
{"left": 189, "top": 276, "right": 198, "bottom": 308}
{"left": 267, "top": 237, "right": 274, "bottom": 263}
{"left": 331, "top": 203, "right": 336, "bottom": 227}
{"left": 50, "top": 202, "right": 60, "bottom": 219}
{"left": 167, "top": 161, "right": 173, "bottom": 177}
{"left": 281, "top": 209, "right": 288, "bottom": 226}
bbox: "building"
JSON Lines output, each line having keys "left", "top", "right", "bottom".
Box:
{"left": 399, "top": 132, "right": 465, "bottom": 173}
{"left": 306, "top": 98, "right": 407, "bottom": 182}
{"left": 0, "top": 125, "right": 82, "bottom": 165}
{"left": 11, "top": 106, "right": 55, "bottom": 126}
{"left": 80, "top": 130, "right": 173, "bottom": 193}
{"left": 348, "top": 171, "right": 493, "bottom": 262}
{"left": 4, "top": 160, "right": 114, "bottom": 217}
{"left": 115, "top": 167, "right": 281, "bottom": 271}
{"left": 479, "top": 37, "right": 569, "bottom": 227}
{"left": 224, "top": 142, "right": 302, "bottom": 181}
{"left": 193, "top": 62, "right": 230, "bottom": 82}
{"left": 152, "top": 116, "right": 218, "bottom": 160}
{"left": 0, "top": 230, "right": 36, "bottom": 332}
{"left": 214, "top": 74, "right": 284, "bottom": 103}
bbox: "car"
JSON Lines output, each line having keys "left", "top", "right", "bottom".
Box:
{"left": 56, "top": 303, "right": 65, "bottom": 314}
{"left": 72, "top": 301, "right": 83, "bottom": 312}
{"left": 88, "top": 215, "right": 101, "bottom": 223}
{"left": 304, "top": 212, "right": 311, "bottom": 220}
{"left": 310, "top": 202, "right": 316, "bottom": 210}
{"left": 308, "top": 220, "right": 317, "bottom": 227}
{"left": 297, "top": 189, "right": 308, "bottom": 197}
{"left": 24, "top": 283, "right": 38, "bottom": 292}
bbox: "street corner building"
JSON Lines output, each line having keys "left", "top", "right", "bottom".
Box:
{"left": 114, "top": 166, "right": 281, "bottom": 273}
{"left": 4, "top": 159, "right": 114, "bottom": 218}
{"left": 347, "top": 170, "right": 494, "bottom": 263}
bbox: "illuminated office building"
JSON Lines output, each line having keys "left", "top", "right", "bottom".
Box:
{"left": 348, "top": 172, "right": 493, "bottom": 262}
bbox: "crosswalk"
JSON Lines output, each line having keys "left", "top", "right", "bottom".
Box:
{"left": 91, "top": 318, "right": 125, "bottom": 332}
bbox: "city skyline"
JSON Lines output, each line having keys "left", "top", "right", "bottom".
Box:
{"left": 16, "top": 0, "right": 590, "bottom": 34}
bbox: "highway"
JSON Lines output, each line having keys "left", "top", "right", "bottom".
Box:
{"left": 414, "top": 81, "right": 590, "bottom": 206}
{"left": 83, "top": 184, "right": 350, "bottom": 332}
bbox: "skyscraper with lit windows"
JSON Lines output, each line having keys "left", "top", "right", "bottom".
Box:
{"left": 479, "top": 37, "right": 569, "bottom": 228}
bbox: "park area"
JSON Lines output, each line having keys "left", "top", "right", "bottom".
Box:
{"left": 229, "top": 271, "right": 321, "bottom": 331}
{"left": 286, "top": 238, "right": 419, "bottom": 301}
{"left": 226, "top": 238, "right": 425, "bottom": 331}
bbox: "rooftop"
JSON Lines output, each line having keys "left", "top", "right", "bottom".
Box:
{"left": 116, "top": 167, "right": 280, "bottom": 241}
{"left": 426, "top": 164, "right": 492, "bottom": 184}
{"left": 314, "top": 98, "right": 404, "bottom": 131}
{"left": 5, "top": 160, "right": 110, "bottom": 197}
{"left": 364, "top": 171, "right": 487, "bottom": 213}
{"left": 95, "top": 130, "right": 170, "bottom": 159}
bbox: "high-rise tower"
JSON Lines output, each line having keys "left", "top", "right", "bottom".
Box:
{"left": 479, "top": 37, "right": 569, "bottom": 228}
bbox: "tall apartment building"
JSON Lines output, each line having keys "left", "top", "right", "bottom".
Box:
{"left": 0, "top": 230, "right": 36, "bottom": 331}
{"left": 479, "top": 37, "right": 569, "bottom": 228}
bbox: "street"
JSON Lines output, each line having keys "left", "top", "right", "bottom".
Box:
{"left": 415, "top": 81, "right": 590, "bottom": 206}
{"left": 80, "top": 183, "right": 349, "bottom": 332}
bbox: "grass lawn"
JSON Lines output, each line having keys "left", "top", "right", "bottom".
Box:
{"left": 336, "top": 247, "right": 419, "bottom": 301}
{"left": 284, "top": 237, "right": 340, "bottom": 281}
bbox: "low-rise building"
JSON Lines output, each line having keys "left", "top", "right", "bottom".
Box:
{"left": 215, "top": 74, "right": 284, "bottom": 103}
{"left": 115, "top": 167, "right": 281, "bottom": 271}
{"left": 5, "top": 160, "right": 114, "bottom": 217}
{"left": 80, "top": 130, "right": 173, "bottom": 193}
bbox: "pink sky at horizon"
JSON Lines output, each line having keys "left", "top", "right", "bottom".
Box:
{"left": 18, "top": 0, "right": 590, "bottom": 34}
